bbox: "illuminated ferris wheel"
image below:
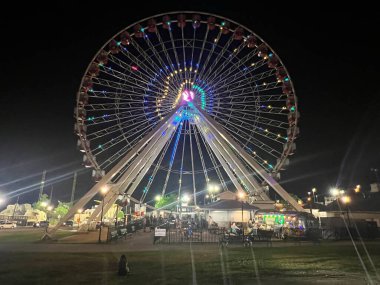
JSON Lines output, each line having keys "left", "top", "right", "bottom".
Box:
{"left": 73, "top": 11, "right": 300, "bottom": 209}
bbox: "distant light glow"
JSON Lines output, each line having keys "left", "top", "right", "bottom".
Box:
{"left": 182, "top": 90, "right": 194, "bottom": 102}
{"left": 131, "top": 65, "right": 139, "bottom": 71}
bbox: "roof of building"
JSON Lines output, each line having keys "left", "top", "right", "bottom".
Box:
{"left": 199, "top": 199, "right": 259, "bottom": 211}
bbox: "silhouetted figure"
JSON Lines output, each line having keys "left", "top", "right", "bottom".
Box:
{"left": 118, "top": 254, "right": 130, "bottom": 276}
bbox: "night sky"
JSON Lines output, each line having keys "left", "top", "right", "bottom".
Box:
{"left": 1, "top": 2, "right": 379, "bottom": 207}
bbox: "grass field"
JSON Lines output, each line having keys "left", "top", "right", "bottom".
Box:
{"left": 0, "top": 242, "right": 379, "bottom": 285}
{"left": 0, "top": 229, "right": 74, "bottom": 243}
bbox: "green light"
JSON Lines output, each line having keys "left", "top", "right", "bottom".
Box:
{"left": 290, "top": 106, "right": 296, "bottom": 112}
{"left": 221, "top": 21, "right": 225, "bottom": 26}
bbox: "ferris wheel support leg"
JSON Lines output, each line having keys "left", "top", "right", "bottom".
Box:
{"left": 196, "top": 108, "right": 304, "bottom": 212}
{"left": 196, "top": 117, "right": 269, "bottom": 200}
{"left": 196, "top": 119, "right": 267, "bottom": 199}
{"left": 80, "top": 109, "right": 182, "bottom": 228}
{"left": 195, "top": 124, "right": 245, "bottom": 193}
{"left": 44, "top": 108, "right": 181, "bottom": 239}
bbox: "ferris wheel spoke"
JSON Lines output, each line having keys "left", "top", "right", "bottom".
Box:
{"left": 103, "top": 55, "right": 153, "bottom": 85}
{"left": 140, "top": 123, "right": 178, "bottom": 203}
{"left": 86, "top": 118, "right": 150, "bottom": 141}
{"left": 212, "top": 114, "right": 282, "bottom": 155}
{"left": 212, "top": 67, "right": 275, "bottom": 95}
{"left": 189, "top": 122, "right": 197, "bottom": 204}
{"left": 188, "top": 28, "right": 197, "bottom": 87}
{"left": 212, "top": 105, "right": 287, "bottom": 117}
{"left": 128, "top": 37, "right": 175, "bottom": 85}
{"left": 88, "top": 119, "right": 152, "bottom": 144}
{"left": 155, "top": 27, "right": 184, "bottom": 90}
{"left": 214, "top": 69, "right": 277, "bottom": 96}
{"left": 215, "top": 93, "right": 286, "bottom": 103}
{"left": 168, "top": 27, "right": 186, "bottom": 85}
{"left": 92, "top": 77, "right": 146, "bottom": 96}
{"left": 212, "top": 110, "right": 289, "bottom": 132}
{"left": 213, "top": 113, "right": 287, "bottom": 148}
{"left": 191, "top": 26, "right": 209, "bottom": 84}
{"left": 203, "top": 48, "right": 260, "bottom": 91}
{"left": 161, "top": 121, "right": 183, "bottom": 196}
{"left": 197, "top": 124, "right": 228, "bottom": 192}
{"left": 193, "top": 123, "right": 209, "bottom": 184}
{"left": 192, "top": 28, "right": 222, "bottom": 84}
{"left": 178, "top": 119, "right": 188, "bottom": 200}
{"left": 201, "top": 34, "right": 246, "bottom": 85}
{"left": 85, "top": 109, "right": 159, "bottom": 128}
{"left": 116, "top": 47, "right": 165, "bottom": 85}
{"left": 106, "top": 54, "right": 161, "bottom": 88}
{"left": 206, "top": 57, "right": 267, "bottom": 94}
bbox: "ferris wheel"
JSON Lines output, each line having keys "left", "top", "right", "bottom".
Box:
{"left": 69, "top": 11, "right": 301, "bottom": 228}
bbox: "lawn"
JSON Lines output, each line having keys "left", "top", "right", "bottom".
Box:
{"left": 0, "top": 242, "right": 379, "bottom": 284}
{"left": 0, "top": 229, "right": 74, "bottom": 243}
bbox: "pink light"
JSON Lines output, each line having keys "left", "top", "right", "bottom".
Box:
{"left": 182, "top": 90, "right": 194, "bottom": 102}
{"left": 131, "top": 65, "right": 138, "bottom": 71}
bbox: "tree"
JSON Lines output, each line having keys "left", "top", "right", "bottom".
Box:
{"left": 54, "top": 201, "right": 71, "bottom": 218}
{"left": 155, "top": 193, "right": 178, "bottom": 210}
{"left": 32, "top": 194, "right": 50, "bottom": 212}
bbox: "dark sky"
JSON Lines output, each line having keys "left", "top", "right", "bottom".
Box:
{"left": 1, "top": 2, "right": 379, "bottom": 206}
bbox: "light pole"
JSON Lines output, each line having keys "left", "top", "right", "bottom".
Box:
{"left": 12, "top": 195, "right": 20, "bottom": 221}
{"left": 341, "top": 195, "right": 351, "bottom": 227}
{"left": 307, "top": 196, "right": 312, "bottom": 214}
{"left": 204, "top": 194, "right": 209, "bottom": 205}
{"left": 312, "top": 188, "right": 317, "bottom": 202}
{"left": 77, "top": 209, "right": 83, "bottom": 229}
{"left": 238, "top": 191, "right": 246, "bottom": 240}
{"left": 98, "top": 185, "right": 109, "bottom": 243}
{"left": 307, "top": 191, "right": 312, "bottom": 214}
{"left": 208, "top": 184, "right": 220, "bottom": 202}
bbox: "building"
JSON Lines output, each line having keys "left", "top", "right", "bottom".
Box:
{"left": 200, "top": 191, "right": 260, "bottom": 228}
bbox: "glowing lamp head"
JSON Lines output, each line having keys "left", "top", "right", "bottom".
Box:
{"left": 182, "top": 90, "right": 194, "bottom": 102}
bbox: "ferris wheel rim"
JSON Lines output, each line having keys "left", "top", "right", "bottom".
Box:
{"left": 75, "top": 10, "right": 299, "bottom": 180}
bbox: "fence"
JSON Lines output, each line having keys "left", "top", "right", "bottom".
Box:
{"left": 154, "top": 226, "right": 224, "bottom": 244}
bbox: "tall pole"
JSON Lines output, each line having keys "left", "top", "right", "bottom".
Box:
{"left": 38, "top": 170, "right": 46, "bottom": 201}
{"left": 50, "top": 185, "right": 53, "bottom": 204}
{"left": 12, "top": 195, "right": 20, "bottom": 221}
{"left": 241, "top": 200, "right": 244, "bottom": 242}
{"left": 70, "top": 172, "right": 77, "bottom": 205}
{"left": 98, "top": 196, "right": 105, "bottom": 243}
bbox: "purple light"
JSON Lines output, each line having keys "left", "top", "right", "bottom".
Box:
{"left": 182, "top": 90, "right": 194, "bottom": 102}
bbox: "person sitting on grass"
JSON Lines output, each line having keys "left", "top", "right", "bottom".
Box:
{"left": 118, "top": 254, "right": 130, "bottom": 276}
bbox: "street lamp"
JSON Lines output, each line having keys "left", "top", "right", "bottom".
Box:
{"left": 204, "top": 194, "right": 209, "bottom": 205}
{"left": 330, "top": 188, "right": 339, "bottom": 197}
{"left": 341, "top": 195, "right": 351, "bottom": 227}
{"left": 155, "top": 195, "right": 161, "bottom": 202}
{"left": 238, "top": 191, "right": 246, "bottom": 241}
{"left": 77, "top": 209, "right": 83, "bottom": 229}
{"left": 208, "top": 184, "right": 220, "bottom": 202}
{"left": 307, "top": 196, "right": 312, "bottom": 214}
{"left": 312, "top": 188, "right": 317, "bottom": 202}
{"left": 98, "top": 185, "right": 109, "bottom": 243}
